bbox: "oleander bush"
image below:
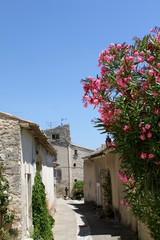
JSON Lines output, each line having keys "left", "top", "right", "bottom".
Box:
{"left": 82, "top": 27, "right": 160, "bottom": 239}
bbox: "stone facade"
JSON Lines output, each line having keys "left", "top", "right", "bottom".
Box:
{"left": 0, "top": 116, "right": 23, "bottom": 237}
{"left": 0, "top": 112, "right": 57, "bottom": 239}
{"left": 44, "top": 124, "right": 94, "bottom": 197}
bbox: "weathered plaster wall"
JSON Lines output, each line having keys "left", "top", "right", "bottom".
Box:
{"left": 21, "top": 128, "right": 37, "bottom": 238}
{"left": 41, "top": 145, "right": 55, "bottom": 213}
{"left": 84, "top": 152, "right": 137, "bottom": 231}
{"left": 84, "top": 159, "right": 96, "bottom": 202}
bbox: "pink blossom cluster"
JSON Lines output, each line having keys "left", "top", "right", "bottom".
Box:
{"left": 118, "top": 171, "right": 129, "bottom": 183}
{"left": 118, "top": 171, "right": 136, "bottom": 186}
{"left": 138, "top": 123, "right": 152, "bottom": 140}
{"left": 140, "top": 152, "right": 154, "bottom": 159}
{"left": 82, "top": 28, "right": 160, "bottom": 171}
{"left": 82, "top": 31, "right": 160, "bottom": 127}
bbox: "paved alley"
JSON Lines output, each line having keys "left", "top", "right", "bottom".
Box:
{"left": 53, "top": 198, "right": 137, "bottom": 240}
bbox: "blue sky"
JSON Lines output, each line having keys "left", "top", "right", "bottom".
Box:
{"left": 0, "top": 0, "right": 160, "bottom": 149}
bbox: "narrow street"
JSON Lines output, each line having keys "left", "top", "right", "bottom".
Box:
{"left": 53, "top": 198, "right": 137, "bottom": 240}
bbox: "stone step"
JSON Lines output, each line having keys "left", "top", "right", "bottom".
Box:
{"left": 111, "top": 237, "right": 121, "bottom": 240}
{"left": 93, "top": 235, "right": 121, "bottom": 240}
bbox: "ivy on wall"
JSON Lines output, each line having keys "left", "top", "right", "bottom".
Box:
{"left": 0, "top": 162, "right": 18, "bottom": 240}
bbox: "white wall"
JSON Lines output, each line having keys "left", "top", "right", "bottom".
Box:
{"left": 21, "top": 128, "right": 55, "bottom": 238}
{"left": 21, "top": 128, "right": 37, "bottom": 238}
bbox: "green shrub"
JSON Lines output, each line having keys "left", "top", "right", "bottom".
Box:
{"left": 72, "top": 180, "right": 84, "bottom": 200}
{"left": 32, "top": 171, "right": 54, "bottom": 240}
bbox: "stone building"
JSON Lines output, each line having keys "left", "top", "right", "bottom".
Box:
{"left": 0, "top": 112, "right": 57, "bottom": 239}
{"left": 44, "top": 124, "right": 94, "bottom": 197}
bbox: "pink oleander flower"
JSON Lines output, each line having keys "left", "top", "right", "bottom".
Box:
{"left": 141, "top": 127, "right": 146, "bottom": 133}
{"left": 148, "top": 153, "right": 154, "bottom": 159}
{"left": 156, "top": 77, "right": 160, "bottom": 82}
{"left": 147, "top": 132, "right": 152, "bottom": 138}
{"left": 118, "top": 171, "right": 129, "bottom": 183}
{"left": 134, "top": 51, "right": 139, "bottom": 57}
{"left": 136, "top": 57, "right": 144, "bottom": 62}
{"left": 117, "top": 43, "right": 122, "bottom": 49}
{"left": 140, "top": 51, "right": 145, "bottom": 56}
{"left": 93, "top": 98, "right": 99, "bottom": 105}
{"left": 147, "top": 56, "right": 155, "bottom": 62}
{"left": 116, "top": 77, "right": 126, "bottom": 88}
{"left": 141, "top": 152, "right": 147, "bottom": 159}
{"left": 154, "top": 161, "right": 160, "bottom": 165}
{"left": 148, "top": 70, "right": 154, "bottom": 76}
{"left": 123, "top": 125, "right": 130, "bottom": 131}
{"left": 155, "top": 108, "right": 160, "bottom": 114}
{"left": 125, "top": 56, "right": 134, "bottom": 61}
{"left": 131, "top": 65, "right": 136, "bottom": 70}
{"left": 153, "top": 92, "right": 158, "bottom": 97}
{"left": 110, "top": 43, "right": 115, "bottom": 47}
{"left": 140, "top": 135, "right": 146, "bottom": 140}
{"left": 145, "top": 124, "right": 151, "bottom": 130}
{"left": 100, "top": 66, "right": 108, "bottom": 75}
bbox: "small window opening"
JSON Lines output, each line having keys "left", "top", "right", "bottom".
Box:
{"left": 73, "top": 149, "right": 78, "bottom": 159}
{"left": 74, "top": 150, "right": 78, "bottom": 155}
{"left": 52, "top": 134, "right": 60, "bottom": 140}
{"left": 73, "top": 163, "right": 76, "bottom": 167}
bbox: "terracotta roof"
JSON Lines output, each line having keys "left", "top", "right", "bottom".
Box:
{"left": 0, "top": 112, "right": 57, "bottom": 156}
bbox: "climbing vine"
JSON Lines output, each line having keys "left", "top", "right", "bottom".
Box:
{"left": 0, "top": 162, "right": 18, "bottom": 240}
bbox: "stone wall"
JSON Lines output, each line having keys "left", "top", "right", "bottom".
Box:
{"left": 44, "top": 125, "right": 94, "bottom": 197}
{"left": 70, "top": 144, "right": 94, "bottom": 183}
{"left": 0, "top": 116, "right": 22, "bottom": 239}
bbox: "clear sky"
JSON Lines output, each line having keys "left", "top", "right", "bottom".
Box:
{"left": 0, "top": 0, "right": 160, "bottom": 149}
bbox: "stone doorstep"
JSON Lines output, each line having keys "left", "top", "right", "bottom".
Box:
{"left": 103, "top": 237, "right": 121, "bottom": 240}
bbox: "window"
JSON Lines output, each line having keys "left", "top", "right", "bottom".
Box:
{"left": 74, "top": 150, "right": 78, "bottom": 155}
{"left": 73, "top": 149, "right": 78, "bottom": 159}
{"left": 52, "top": 134, "right": 60, "bottom": 140}
{"left": 73, "top": 163, "right": 76, "bottom": 167}
{"left": 54, "top": 168, "right": 62, "bottom": 182}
